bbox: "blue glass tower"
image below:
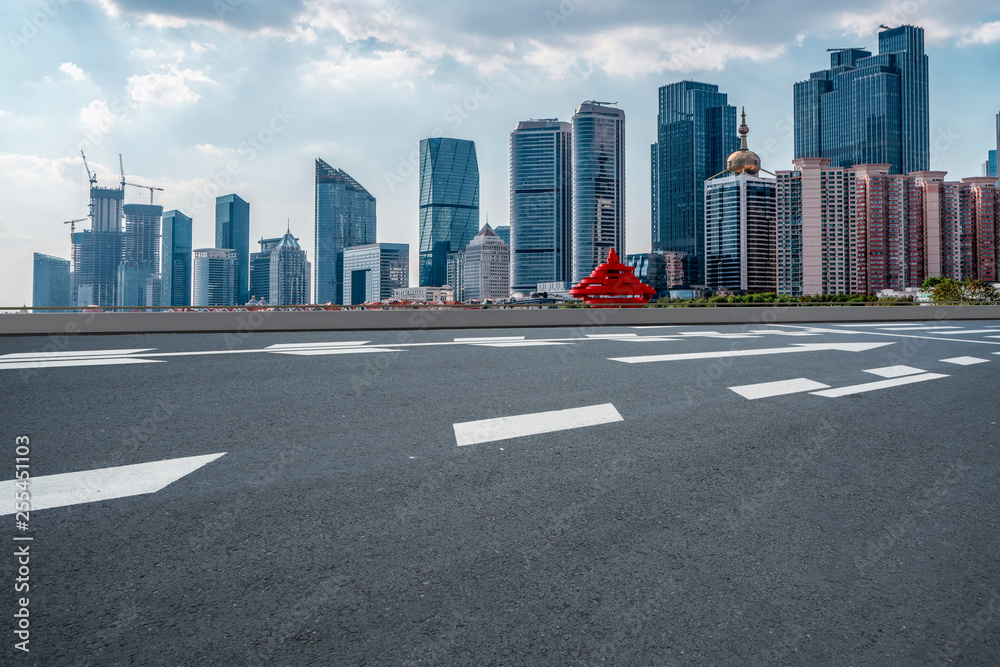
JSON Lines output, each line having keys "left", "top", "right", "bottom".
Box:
{"left": 161, "top": 210, "right": 193, "bottom": 307}
{"left": 315, "top": 159, "right": 376, "bottom": 304}
{"left": 215, "top": 193, "right": 250, "bottom": 305}
{"left": 509, "top": 119, "right": 573, "bottom": 293}
{"left": 793, "top": 25, "right": 929, "bottom": 175}
{"left": 651, "top": 82, "right": 737, "bottom": 286}
{"left": 418, "top": 138, "right": 480, "bottom": 287}
{"left": 573, "top": 102, "right": 626, "bottom": 284}
{"left": 32, "top": 253, "right": 71, "bottom": 309}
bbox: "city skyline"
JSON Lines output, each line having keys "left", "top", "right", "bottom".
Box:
{"left": 2, "top": 1, "right": 1000, "bottom": 305}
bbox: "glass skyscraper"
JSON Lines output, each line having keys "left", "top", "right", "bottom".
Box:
{"left": 32, "top": 253, "right": 71, "bottom": 309}
{"left": 314, "top": 159, "right": 376, "bottom": 304}
{"left": 418, "top": 138, "right": 480, "bottom": 287}
{"left": 118, "top": 203, "right": 162, "bottom": 308}
{"left": 509, "top": 119, "right": 573, "bottom": 293}
{"left": 215, "top": 194, "right": 250, "bottom": 305}
{"left": 192, "top": 248, "right": 238, "bottom": 306}
{"left": 161, "top": 210, "right": 193, "bottom": 307}
{"left": 269, "top": 231, "right": 310, "bottom": 306}
{"left": 793, "top": 25, "right": 929, "bottom": 175}
{"left": 651, "top": 81, "right": 737, "bottom": 286}
{"left": 73, "top": 185, "right": 124, "bottom": 307}
{"left": 572, "top": 102, "right": 626, "bottom": 284}
{"left": 249, "top": 236, "right": 282, "bottom": 303}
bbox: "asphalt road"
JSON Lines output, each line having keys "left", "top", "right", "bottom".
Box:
{"left": 2, "top": 320, "right": 999, "bottom": 665}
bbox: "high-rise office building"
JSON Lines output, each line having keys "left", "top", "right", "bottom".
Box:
{"left": 269, "top": 231, "right": 310, "bottom": 306}
{"left": 249, "top": 236, "right": 283, "bottom": 303}
{"left": 704, "top": 112, "right": 776, "bottom": 293}
{"left": 509, "top": 119, "right": 573, "bottom": 293}
{"left": 161, "top": 210, "right": 192, "bottom": 307}
{"left": 118, "top": 203, "right": 162, "bottom": 308}
{"left": 192, "top": 248, "right": 238, "bottom": 306}
{"left": 418, "top": 138, "right": 480, "bottom": 287}
{"left": 342, "top": 243, "right": 410, "bottom": 305}
{"left": 985, "top": 112, "right": 999, "bottom": 178}
{"left": 215, "top": 194, "right": 250, "bottom": 305}
{"left": 493, "top": 225, "right": 511, "bottom": 248}
{"left": 32, "top": 253, "right": 71, "bottom": 309}
{"left": 573, "top": 102, "right": 626, "bottom": 284}
{"left": 651, "top": 82, "right": 737, "bottom": 286}
{"left": 314, "top": 159, "right": 377, "bottom": 304}
{"left": 625, "top": 252, "right": 687, "bottom": 297}
{"left": 73, "top": 184, "right": 124, "bottom": 307}
{"left": 452, "top": 224, "right": 510, "bottom": 302}
{"left": 794, "top": 25, "right": 929, "bottom": 175}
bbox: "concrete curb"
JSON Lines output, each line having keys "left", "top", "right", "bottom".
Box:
{"left": 1, "top": 305, "right": 999, "bottom": 337}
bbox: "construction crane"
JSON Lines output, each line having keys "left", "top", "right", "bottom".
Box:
{"left": 62, "top": 218, "right": 88, "bottom": 245}
{"left": 80, "top": 150, "right": 97, "bottom": 185}
{"left": 119, "top": 153, "right": 126, "bottom": 190}
{"left": 124, "top": 182, "right": 164, "bottom": 204}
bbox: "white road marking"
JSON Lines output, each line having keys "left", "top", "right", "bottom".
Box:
{"left": 810, "top": 373, "right": 949, "bottom": 398}
{"left": 0, "top": 452, "right": 226, "bottom": 515}
{"left": 471, "top": 341, "right": 570, "bottom": 347}
{"left": 454, "top": 336, "right": 526, "bottom": 343}
{"left": 921, "top": 329, "right": 1000, "bottom": 335}
{"left": 863, "top": 365, "right": 926, "bottom": 378}
{"left": 877, "top": 326, "right": 961, "bottom": 331}
{"left": 585, "top": 333, "right": 638, "bottom": 339}
{"left": 454, "top": 404, "right": 623, "bottom": 446}
{"left": 0, "top": 358, "right": 163, "bottom": 370}
{"left": 746, "top": 330, "right": 821, "bottom": 336}
{"left": 941, "top": 356, "right": 991, "bottom": 365}
{"left": 265, "top": 341, "right": 371, "bottom": 349}
{"left": 778, "top": 324, "right": 1000, "bottom": 345}
{"left": 609, "top": 342, "right": 894, "bottom": 364}
{"left": 268, "top": 347, "right": 404, "bottom": 356}
{"left": 729, "top": 378, "right": 831, "bottom": 400}
{"left": 0, "top": 348, "right": 157, "bottom": 360}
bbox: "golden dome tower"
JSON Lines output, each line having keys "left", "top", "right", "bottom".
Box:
{"left": 726, "top": 108, "right": 761, "bottom": 176}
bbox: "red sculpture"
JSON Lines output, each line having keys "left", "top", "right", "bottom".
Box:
{"left": 569, "top": 249, "right": 656, "bottom": 307}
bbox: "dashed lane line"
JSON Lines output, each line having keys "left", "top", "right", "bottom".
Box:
{"left": 454, "top": 404, "right": 623, "bottom": 447}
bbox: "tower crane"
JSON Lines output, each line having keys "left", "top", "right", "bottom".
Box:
{"left": 124, "top": 182, "right": 164, "bottom": 204}
{"left": 119, "top": 153, "right": 126, "bottom": 190}
{"left": 80, "top": 150, "right": 97, "bottom": 185}
{"left": 62, "top": 218, "right": 88, "bottom": 250}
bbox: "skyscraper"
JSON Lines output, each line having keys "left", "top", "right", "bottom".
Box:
{"left": 118, "top": 203, "right": 162, "bottom": 308}
{"left": 314, "top": 159, "right": 376, "bottom": 304}
{"left": 651, "top": 82, "right": 737, "bottom": 286}
{"left": 269, "top": 231, "right": 310, "bottom": 306}
{"left": 192, "top": 248, "right": 238, "bottom": 306}
{"left": 73, "top": 184, "right": 124, "bottom": 307}
{"left": 342, "top": 243, "right": 410, "bottom": 305}
{"left": 704, "top": 112, "right": 776, "bottom": 294}
{"left": 32, "top": 253, "right": 71, "bottom": 309}
{"left": 215, "top": 194, "right": 250, "bottom": 305}
{"left": 418, "top": 138, "right": 480, "bottom": 286}
{"left": 249, "top": 236, "right": 283, "bottom": 303}
{"left": 509, "top": 119, "right": 573, "bottom": 293}
{"left": 573, "top": 102, "right": 626, "bottom": 284}
{"left": 161, "top": 210, "right": 193, "bottom": 308}
{"left": 793, "top": 25, "right": 929, "bottom": 175}
{"left": 454, "top": 224, "right": 510, "bottom": 302}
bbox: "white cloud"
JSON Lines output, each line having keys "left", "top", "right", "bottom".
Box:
{"left": 126, "top": 67, "right": 216, "bottom": 108}
{"left": 303, "top": 49, "right": 428, "bottom": 89}
{"left": 59, "top": 62, "right": 89, "bottom": 83}
{"left": 0, "top": 216, "right": 34, "bottom": 245}
{"left": 78, "top": 100, "right": 119, "bottom": 137}
{"left": 959, "top": 21, "right": 1000, "bottom": 46}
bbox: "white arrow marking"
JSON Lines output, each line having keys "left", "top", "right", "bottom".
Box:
{"left": 940, "top": 356, "right": 990, "bottom": 366}
{"left": 729, "top": 378, "right": 831, "bottom": 400}
{"left": 269, "top": 347, "right": 404, "bottom": 356}
{"left": 454, "top": 404, "right": 623, "bottom": 446}
{"left": 810, "top": 373, "right": 948, "bottom": 398}
{"left": 609, "top": 342, "right": 894, "bottom": 364}
{"left": 454, "top": 336, "right": 525, "bottom": 343}
{"left": 863, "top": 365, "right": 925, "bottom": 378}
{"left": 0, "top": 452, "right": 226, "bottom": 515}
